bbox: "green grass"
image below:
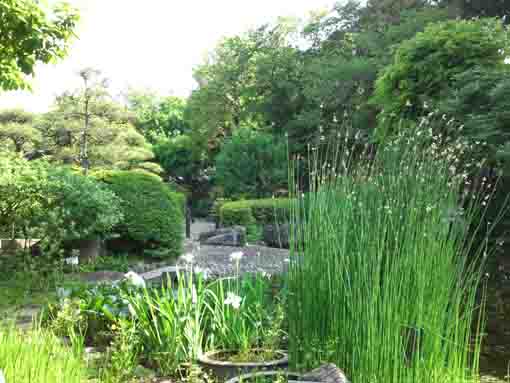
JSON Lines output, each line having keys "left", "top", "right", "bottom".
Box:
{"left": 0, "top": 326, "right": 86, "bottom": 383}
{"left": 288, "top": 127, "right": 496, "bottom": 383}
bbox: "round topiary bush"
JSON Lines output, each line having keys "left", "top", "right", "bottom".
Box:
{"left": 94, "top": 170, "right": 184, "bottom": 259}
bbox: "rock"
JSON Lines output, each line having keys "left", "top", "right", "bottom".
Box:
{"left": 199, "top": 226, "right": 246, "bottom": 247}
{"left": 302, "top": 363, "right": 350, "bottom": 383}
{"left": 263, "top": 223, "right": 290, "bottom": 249}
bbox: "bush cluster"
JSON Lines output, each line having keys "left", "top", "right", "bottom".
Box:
{"left": 219, "top": 198, "right": 291, "bottom": 227}
{"left": 94, "top": 170, "right": 184, "bottom": 259}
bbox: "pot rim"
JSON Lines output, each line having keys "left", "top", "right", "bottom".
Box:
{"left": 198, "top": 349, "right": 288, "bottom": 368}
{"left": 225, "top": 370, "right": 302, "bottom": 383}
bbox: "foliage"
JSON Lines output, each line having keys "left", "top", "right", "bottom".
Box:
{"left": 126, "top": 90, "right": 190, "bottom": 142}
{"left": 154, "top": 134, "right": 201, "bottom": 185}
{"left": 127, "top": 272, "right": 208, "bottom": 376}
{"left": 372, "top": 17, "right": 509, "bottom": 136}
{"left": 187, "top": 19, "right": 302, "bottom": 153}
{"left": 219, "top": 198, "right": 291, "bottom": 227}
{"left": 215, "top": 129, "right": 288, "bottom": 199}
{"left": 94, "top": 170, "right": 184, "bottom": 259}
{"left": 0, "top": 109, "right": 41, "bottom": 153}
{"left": 0, "top": 152, "right": 49, "bottom": 236}
{"left": 36, "top": 69, "right": 159, "bottom": 173}
{"left": 0, "top": 327, "right": 86, "bottom": 383}
{"left": 44, "top": 281, "right": 137, "bottom": 346}
{"left": 206, "top": 274, "right": 277, "bottom": 358}
{"left": 98, "top": 318, "right": 141, "bottom": 383}
{"left": 288, "top": 122, "right": 492, "bottom": 382}
{"left": 42, "top": 168, "right": 123, "bottom": 242}
{"left": 0, "top": 0, "right": 79, "bottom": 90}
{"left": 442, "top": 66, "right": 510, "bottom": 168}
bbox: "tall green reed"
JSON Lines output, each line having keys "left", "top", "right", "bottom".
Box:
{"left": 0, "top": 326, "right": 86, "bottom": 383}
{"left": 288, "top": 122, "right": 500, "bottom": 383}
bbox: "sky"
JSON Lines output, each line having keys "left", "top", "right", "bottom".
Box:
{"left": 0, "top": 0, "right": 337, "bottom": 113}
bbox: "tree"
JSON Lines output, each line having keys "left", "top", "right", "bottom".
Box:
{"left": 126, "top": 90, "right": 190, "bottom": 142}
{"left": 37, "top": 69, "right": 160, "bottom": 173}
{"left": 214, "top": 128, "right": 288, "bottom": 199}
{"left": 0, "top": 109, "right": 41, "bottom": 153}
{"left": 0, "top": 0, "right": 79, "bottom": 90}
{"left": 372, "top": 18, "right": 509, "bottom": 136}
{"left": 153, "top": 134, "right": 201, "bottom": 186}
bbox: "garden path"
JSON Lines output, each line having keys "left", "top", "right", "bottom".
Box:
{"left": 143, "top": 219, "right": 290, "bottom": 281}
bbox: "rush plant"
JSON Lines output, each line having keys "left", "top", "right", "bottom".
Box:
{"left": 287, "top": 117, "right": 502, "bottom": 383}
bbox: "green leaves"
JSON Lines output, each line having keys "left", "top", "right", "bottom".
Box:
{"left": 214, "top": 129, "right": 288, "bottom": 199}
{"left": 372, "top": 18, "right": 509, "bottom": 135}
{"left": 0, "top": 0, "right": 79, "bottom": 91}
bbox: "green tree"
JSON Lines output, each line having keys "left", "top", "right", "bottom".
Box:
{"left": 372, "top": 18, "right": 509, "bottom": 136}
{"left": 37, "top": 69, "right": 160, "bottom": 173}
{"left": 214, "top": 128, "right": 288, "bottom": 199}
{"left": 188, "top": 19, "right": 302, "bottom": 153}
{"left": 0, "top": 0, "right": 79, "bottom": 90}
{"left": 126, "top": 90, "right": 190, "bottom": 142}
{"left": 0, "top": 109, "right": 41, "bottom": 153}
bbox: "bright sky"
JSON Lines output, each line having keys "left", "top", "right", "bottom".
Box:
{"left": 0, "top": 0, "right": 337, "bottom": 112}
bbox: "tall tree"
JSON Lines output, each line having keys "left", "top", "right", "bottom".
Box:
{"left": 37, "top": 69, "right": 159, "bottom": 173}
{"left": 126, "top": 90, "right": 190, "bottom": 142}
{"left": 0, "top": 0, "right": 79, "bottom": 90}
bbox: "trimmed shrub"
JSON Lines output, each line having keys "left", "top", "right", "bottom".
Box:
{"left": 219, "top": 198, "right": 291, "bottom": 227}
{"left": 94, "top": 170, "right": 184, "bottom": 259}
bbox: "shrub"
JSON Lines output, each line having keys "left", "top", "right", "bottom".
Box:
{"left": 43, "top": 168, "right": 123, "bottom": 243}
{"left": 94, "top": 170, "right": 184, "bottom": 259}
{"left": 219, "top": 198, "right": 291, "bottom": 227}
{"left": 214, "top": 129, "right": 288, "bottom": 199}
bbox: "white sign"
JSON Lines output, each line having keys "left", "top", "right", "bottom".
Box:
{"left": 0, "top": 369, "right": 6, "bottom": 383}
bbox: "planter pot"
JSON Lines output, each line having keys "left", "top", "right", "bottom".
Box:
{"left": 226, "top": 370, "right": 303, "bottom": 383}
{"left": 197, "top": 349, "right": 288, "bottom": 380}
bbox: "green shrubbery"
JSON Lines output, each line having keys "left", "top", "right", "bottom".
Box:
{"left": 214, "top": 129, "right": 288, "bottom": 199}
{"left": 219, "top": 198, "right": 291, "bottom": 227}
{"left": 44, "top": 168, "right": 123, "bottom": 242}
{"left": 94, "top": 170, "right": 184, "bottom": 259}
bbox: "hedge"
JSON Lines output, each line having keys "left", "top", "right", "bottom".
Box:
{"left": 94, "top": 170, "right": 184, "bottom": 259}
{"left": 219, "top": 198, "right": 291, "bottom": 228}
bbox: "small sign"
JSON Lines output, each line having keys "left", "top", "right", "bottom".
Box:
{"left": 0, "top": 369, "right": 6, "bottom": 383}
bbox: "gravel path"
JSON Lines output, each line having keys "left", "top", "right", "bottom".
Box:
{"left": 177, "top": 243, "right": 290, "bottom": 278}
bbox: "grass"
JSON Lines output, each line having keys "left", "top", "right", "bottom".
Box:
{"left": 287, "top": 124, "right": 498, "bottom": 383}
{"left": 0, "top": 326, "right": 86, "bottom": 383}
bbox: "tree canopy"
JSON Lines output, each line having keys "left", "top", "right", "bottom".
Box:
{"left": 0, "top": 0, "right": 79, "bottom": 90}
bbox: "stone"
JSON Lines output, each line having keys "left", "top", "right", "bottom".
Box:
{"left": 301, "top": 363, "right": 350, "bottom": 383}
{"left": 263, "top": 223, "right": 290, "bottom": 249}
{"left": 199, "top": 226, "right": 246, "bottom": 247}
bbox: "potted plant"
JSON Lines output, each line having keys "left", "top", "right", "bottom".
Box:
{"left": 198, "top": 253, "right": 288, "bottom": 379}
